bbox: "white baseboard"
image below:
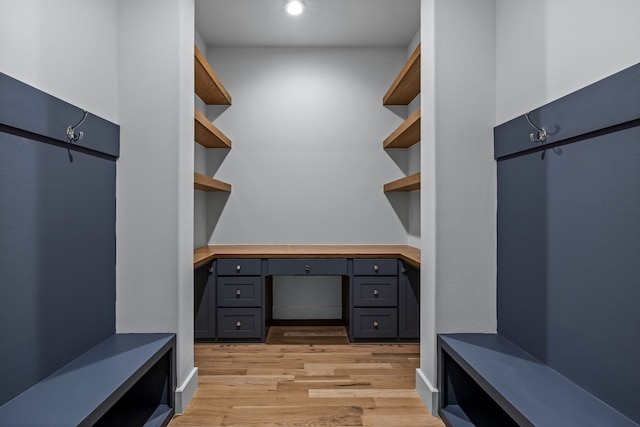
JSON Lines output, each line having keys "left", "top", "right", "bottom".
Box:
{"left": 174, "top": 367, "right": 198, "bottom": 414}
{"left": 416, "top": 368, "right": 439, "bottom": 415}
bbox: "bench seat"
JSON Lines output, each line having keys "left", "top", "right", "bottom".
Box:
{"left": 438, "top": 333, "right": 639, "bottom": 427}
{"left": 0, "top": 333, "right": 175, "bottom": 427}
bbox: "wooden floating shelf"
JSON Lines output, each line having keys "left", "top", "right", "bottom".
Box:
{"left": 384, "top": 109, "right": 421, "bottom": 149}
{"left": 194, "top": 45, "right": 232, "bottom": 105}
{"left": 194, "top": 109, "right": 232, "bottom": 149}
{"left": 383, "top": 44, "right": 421, "bottom": 106}
{"left": 194, "top": 172, "right": 231, "bottom": 192}
{"left": 384, "top": 172, "right": 421, "bottom": 192}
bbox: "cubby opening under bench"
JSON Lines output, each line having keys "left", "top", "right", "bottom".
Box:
{"left": 438, "top": 333, "right": 639, "bottom": 427}
{"left": 0, "top": 333, "right": 176, "bottom": 427}
{"left": 193, "top": 245, "right": 421, "bottom": 343}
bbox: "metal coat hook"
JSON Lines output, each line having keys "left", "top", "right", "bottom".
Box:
{"left": 67, "top": 110, "right": 88, "bottom": 143}
{"left": 524, "top": 112, "right": 547, "bottom": 144}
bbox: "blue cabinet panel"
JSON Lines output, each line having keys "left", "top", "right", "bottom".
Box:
{"left": 194, "top": 262, "right": 215, "bottom": 340}
{"left": 398, "top": 261, "right": 420, "bottom": 339}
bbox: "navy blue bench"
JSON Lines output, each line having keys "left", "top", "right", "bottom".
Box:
{"left": 438, "top": 334, "right": 639, "bottom": 427}
{"left": 0, "top": 333, "right": 175, "bottom": 427}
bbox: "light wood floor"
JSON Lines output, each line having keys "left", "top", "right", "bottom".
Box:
{"left": 169, "top": 326, "right": 444, "bottom": 426}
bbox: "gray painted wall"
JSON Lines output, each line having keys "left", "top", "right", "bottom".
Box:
{"left": 418, "top": 1, "right": 498, "bottom": 411}
{"left": 116, "top": 0, "right": 196, "bottom": 412}
{"left": 203, "top": 47, "right": 412, "bottom": 245}
{"left": 496, "top": 0, "right": 640, "bottom": 124}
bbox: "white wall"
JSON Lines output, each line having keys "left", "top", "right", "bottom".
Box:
{"left": 417, "top": 0, "right": 497, "bottom": 413}
{"left": 407, "top": 30, "right": 422, "bottom": 249}
{"left": 194, "top": 30, "right": 211, "bottom": 249}
{"left": 116, "top": 0, "right": 196, "bottom": 413}
{"left": 496, "top": 0, "right": 640, "bottom": 124}
{"left": 204, "top": 47, "right": 413, "bottom": 245}
{"left": 0, "top": 0, "right": 118, "bottom": 123}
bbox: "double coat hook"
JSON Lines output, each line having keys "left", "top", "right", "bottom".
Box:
{"left": 67, "top": 110, "right": 88, "bottom": 143}
{"left": 524, "top": 112, "right": 547, "bottom": 144}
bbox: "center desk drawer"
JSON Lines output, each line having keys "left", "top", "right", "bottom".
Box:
{"left": 267, "top": 259, "right": 348, "bottom": 276}
{"left": 217, "top": 258, "right": 262, "bottom": 276}
{"left": 217, "top": 276, "right": 262, "bottom": 307}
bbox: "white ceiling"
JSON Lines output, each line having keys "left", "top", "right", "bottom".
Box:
{"left": 195, "top": 0, "right": 421, "bottom": 47}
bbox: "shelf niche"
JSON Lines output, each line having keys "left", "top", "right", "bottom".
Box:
{"left": 194, "top": 172, "right": 231, "bottom": 193}
{"left": 194, "top": 109, "right": 232, "bottom": 149}
{"left": 194, "top": 45, "right": 232, "bottom": 105}
{"left": 383, "top": 44, "right": 420, "bottom": 106}
{"left": 383, "top": 172, "right": 421, "bottom": 192}
{"left": 384, "top": 108, "right": 421, "bottom": 149}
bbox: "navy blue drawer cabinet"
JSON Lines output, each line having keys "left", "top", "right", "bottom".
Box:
{"left": 349, "top": 259, "right": 419, "bottom": 341}
{"left": 216, "top": 259, "right": 264, "bottom": 341}
{"left": 350, "top": 258, "right": 399, "bottom": 340}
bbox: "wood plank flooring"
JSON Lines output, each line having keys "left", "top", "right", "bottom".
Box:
{"left": 169, "top": 326, "right": 444, "bottom": 426}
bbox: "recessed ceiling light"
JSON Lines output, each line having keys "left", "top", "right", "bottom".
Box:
{"left": 286, "top": 0, "right": 304, "bottom": 16}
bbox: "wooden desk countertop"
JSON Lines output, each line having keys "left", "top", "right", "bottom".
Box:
{"left": 194, "top": 245, "right": 421, "bottom": 269}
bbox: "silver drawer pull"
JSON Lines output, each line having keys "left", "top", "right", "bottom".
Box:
{"left": 401, "top": 267, "right": 407, "bottom": 273}
{"left": 373, "top": 321, "right": 379, "bottom": 328}
{"left": 236, "top": 265, "right": 241, "bottom": 272}
{"left": 305, "top": 265, "right": 310, "bottom": 272}
{"left": 236, "top": 321, "right": 242, "bottom": 328}
{"left": 374, "top": 265, "right": 379, "bottom": 272}
{"left": 373, "top": 289, "right": 379, "bottom": 296}
{"left": 236, "top": 289, "right": 241, "bottom": 296}
{"left": 208, "top": 267, "right": 214, "bottom": 274}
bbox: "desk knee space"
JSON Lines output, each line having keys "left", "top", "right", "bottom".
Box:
{"left": 0, "top": 333, "right": 176, "bottom": 427}
{"left": 438, "top": 334, "right": 639, "bottom": 427}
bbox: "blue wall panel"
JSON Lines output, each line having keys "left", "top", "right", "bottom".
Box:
{"left": 0, "top": 73, "right": 118, "bottom": 405}
{"left": 495, "top": 63, "right": 640, "bottom": 423}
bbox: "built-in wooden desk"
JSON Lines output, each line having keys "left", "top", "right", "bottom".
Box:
{"left": 193, "top": 245, "right": 421, "bottom": 343}
{"left": 194, "top": 245, "right": 421, "bottom": 269}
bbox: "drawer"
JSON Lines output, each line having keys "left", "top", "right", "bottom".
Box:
{"left": 352, "top": 308, "right": 398, "bottom": 339}
{"left": 217, "top": 308, "right": 262, "bottom": 339}
{"left": 217, "top": 258, "right": 262, "bottom": 276}
{"left": 267, "top": 258, "right": 347, "bottom": 276}
{"left": 353, "top": 258, "right": 397, "bottom": 276}
{"left": 217, "top": 276, "right": 262, "bottom": 307}
{"left": 353, "top": 277, "right": 398, "bottom": 307}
